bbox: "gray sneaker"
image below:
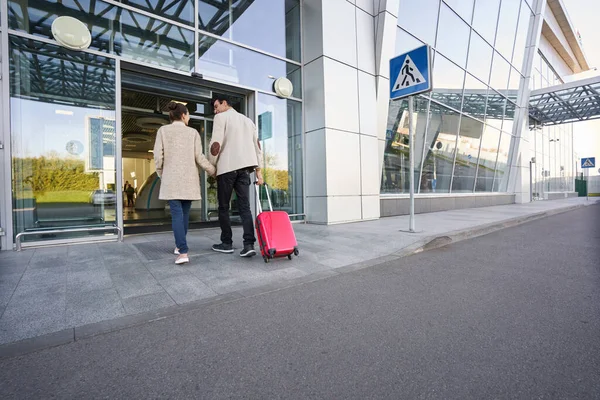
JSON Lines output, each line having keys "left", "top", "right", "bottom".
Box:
{"left": 212, "top": 243, "right": 234, "bottom": 254}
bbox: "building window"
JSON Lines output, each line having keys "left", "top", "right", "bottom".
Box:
{"left": 9, "top": 36, "right": 117, "bottom": 242}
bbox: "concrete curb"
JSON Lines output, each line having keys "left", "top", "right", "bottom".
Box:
{"left": 0, "top": 201, "right": 596, "bottom": 360}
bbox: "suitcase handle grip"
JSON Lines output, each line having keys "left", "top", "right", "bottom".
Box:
{"left": 254, "top": 182, "right": 273, "bottom": 213}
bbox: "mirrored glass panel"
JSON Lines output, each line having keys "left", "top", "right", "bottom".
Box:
{"left": 493, "top": 132, "right": 513, "bottom": 191}
{"left": 475, "top": 125, "right": 501, "bottom": 192}
{"left": 495, "top": 0, "right": 520, "bottom": 61}
{"left": 502, "top": 100, "right": 517, "bottom": 133}
{"left": 198, "top": 36, "right": 302, "bottom": 98}
{"left": 9, "top": 36, "right": 117, "bottom": 242}
{"left": 512, "top": 4, "right": 532, "bottom": 71}
{"left": 396, "top": 27, "right": 424, "bottom": 57}
{"left": 431, "top": 53, "right": 465, "bottom": 111}
{"left": 420, "top": 102, "right": 459, "bottom": 194}
{"left": 452, "top": 116, "right": 483, "bottom": 192}
{"left": 462, "top": 73, "right": 488, "bottom": 121}
{"left": 8, "top": 0, "right": 195, "bottom": 71}
{"left": 467, "top": 32, "right": 493, "bottom": 84}
{"left": 485, "top": 91, "right": 506, "bottom": 131}
{"left": 120, "top": 0, "right": 194, "bottom": 25}
{"left": 198, "top": 0, "right": 301, "bottom": 62}
{"left": 444, "top": 0, "right": 474, "bottom": 23}
{"left": 490, "top": 52, "right": 510, "bottom": 93}
{"left": 397, "top": 0, "right": 440, "bottom": 46}
{"left": 472, "top": 0, "right": 500, "bottom": 45}
{"left": 382, "top": 97, "right": 429, "bottom": 194}
{"left": 436, "top": 3, "right": 470, "bottom": 68}
{"left": 256, "top": 94, "right": 303, "bottom": 216}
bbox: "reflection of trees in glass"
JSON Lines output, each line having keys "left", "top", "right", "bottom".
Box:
{"left": 262, "top": 153, "right": 288, "bottom": 191}
{"left": 12, "top": 154, "right": 99, "bottom": 201}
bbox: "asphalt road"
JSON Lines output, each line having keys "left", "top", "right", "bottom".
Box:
{"left": 1, "top": 204, "right": 599, "bottom": 399}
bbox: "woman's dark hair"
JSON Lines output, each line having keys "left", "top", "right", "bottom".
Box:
{"left": 167, "top": 101, "right": 188, "bottom": 122}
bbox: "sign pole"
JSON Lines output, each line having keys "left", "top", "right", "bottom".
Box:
{"left": 408, "top": 95, "right": 415, "bottom": 233}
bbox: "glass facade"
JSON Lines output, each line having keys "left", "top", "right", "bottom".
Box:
{"left": 2, "top": 0, "right": 303, "bottom": 243}
{"left": 383, "top": 0, "right": 533, "bottom": 195}
{"left": 9, "top": 37, "right": 117, "bottom": 241}
{"left": 529, "top": 52, "right": 574, "bottom": 198}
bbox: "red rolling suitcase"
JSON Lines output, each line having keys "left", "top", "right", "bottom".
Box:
{"left": 255, "top": 183, "right": 299, "bottom": 263}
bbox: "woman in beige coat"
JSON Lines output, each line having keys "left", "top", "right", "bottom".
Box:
{"left": 153, "top": 102, "right": 216, "bottom": 264}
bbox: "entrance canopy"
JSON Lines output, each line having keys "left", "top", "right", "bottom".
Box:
{"left": 528, "top": 75, "right": 600, "bottom": 126}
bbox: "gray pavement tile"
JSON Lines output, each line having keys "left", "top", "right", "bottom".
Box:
{"left": 188, "top": 256, "right": 307, "bottom": 294}
{"left": 158, "top": 275, "right": 217, "bottom": 304}
{"left": 66, "top": 288, "right": 125, "bottom": 328}
{"left": 67, "top": 268, "right": 113, "bottom": 294}
{"left": 121, "top": 292, "right": 176, "bottom": 315}
{"left": 0, "top": 293, "right": 66, "bottom": 345}
{"left": 111, "top": 271, "right": 164, "bottom": 300}
{"left": 18, "top": 266, "right": 66, "bottom": 287}
{"left": 105, "top": 258, "right": 148, "bottom": 275}
{"left": 144, "top": 260, "right": 192, "bottom": 281}
{"left": 0, "top": 252, "right": 34, "bottom": 268}
{"left": 27, "top": 253, "right": 67, "bottom": 270}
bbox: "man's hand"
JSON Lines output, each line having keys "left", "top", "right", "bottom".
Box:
{"left": 256, "top": 169, "right": 264, "bottom": 186}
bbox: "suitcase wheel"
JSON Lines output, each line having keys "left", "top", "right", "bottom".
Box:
{"left": 287, "top": 254, "right": 292, "bottom": 260}
{"left": 263, "top": 256, "right": 270, "bottom": 264}
{"left": 293, "top": 248, "right": 299, "bottom": 256}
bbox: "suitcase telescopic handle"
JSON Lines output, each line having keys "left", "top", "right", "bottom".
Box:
{"left": 254, "top": 182, "right": 273, "bottom": 213}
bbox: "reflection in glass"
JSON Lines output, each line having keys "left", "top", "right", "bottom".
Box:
{"left": 8, "top": 0, "right": 195, "bottom": 71}
{"left": 431, "top": 53, "right": 465, "bottom": 111}
{"left": 198, "top": 0, "right": 301, "bottom": 62}
{"left": 397, "top": 0, "right": 439, "bottom": 46}
{"left": 503, "top": 100, "right": 517, "bottom": 133}
{"left": 472, "top": 0, "right": 500, "bottom": 45}
{"left": 475, "top": 125, "right": 501, "bottom": 191}
{"left": 512, "top": 5, "right": 532, "bottom": 71}
{"left": 199, "top": 36, "right": 302, "bottom": 98}
{"left": 493, "top": 132, "right": 513, "bottom": 191}
{"left": 381, "top": 97, "right": 429, "bottom": 194}
{"left": 120, "top": 0, "right": 194, "bottom": 25}
{"left": 462, "top": 74, "right": 488, "bottom": 121}
{"left": 508, "top": 68, "right": 521, "bottom": 91}
{"left": 444, "top": 0, "right": 474, "bottom": 23}
{"left": 436, "top": 3, "right": 470, "bottom": 68}
{"left": 495, "top": 0, "right": 520, "bottom": 61}
{"left": 420, "top": 102, "right": 459, "bottom": 193}
{"left": 485, "top": 91, "right": 506, "bottom": 131}
{"left": 396, "top": 27, "right": 424, "bottom": 57}
{"left": 257, "top": 94, "right": 303, "bottom": 215}
{"left": 467, "top": 32, "right": 493, "bottom": 84}
{"left": 10, "top": 37, "right": 116, "bottom": 241}
{"left": 452, "top": 116, "right": 483, "bottom": 192}
{"left": 490, "top": 52, "right": 510, "bottom": 93}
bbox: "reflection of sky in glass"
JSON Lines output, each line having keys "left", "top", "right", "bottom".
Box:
{"left": 199, "top": 37, "right": 302, "bottom": 98}
{"left": 397, "top": 0, "right": 439, "bottom": 46}
{"left": 11, "top": 98, "right": 115, "bottom": 159}
{"left": 199, "top": 0, "right": 300, "bottom": 62}
{"left": 436, "top": 3, "right": 469, "bottom": 68}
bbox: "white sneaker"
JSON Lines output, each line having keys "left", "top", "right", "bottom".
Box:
{"left": 175, "top": 255, "right": 189, "bottom": 265}
{"left": 174, "top": 248, "right": 180, "bottom": 255}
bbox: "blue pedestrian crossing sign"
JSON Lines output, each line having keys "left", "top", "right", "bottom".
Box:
{"left": 390, "top": 45, "right": 433, "bottom": 100}
{"left": 581, "top": 157, "right": 595, "bottom": 168}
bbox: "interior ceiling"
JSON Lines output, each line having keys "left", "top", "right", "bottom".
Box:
{"left": 122, "top": 90, "right": 209, "bottom": 154}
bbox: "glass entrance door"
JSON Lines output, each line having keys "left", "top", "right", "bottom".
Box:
{"left": 120, "top": 69, "right": 245, "bottom": 234}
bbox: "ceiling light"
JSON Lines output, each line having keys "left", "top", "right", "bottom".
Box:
{"left": 170, "top": 100, "right": 187, "bottom": 106}
{"left": 148, "top": 150, "right": 154, "bottom": 153}
{"left": 55, "top": 109, "right": 73, "bottom": 116}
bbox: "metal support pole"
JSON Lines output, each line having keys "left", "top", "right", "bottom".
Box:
{"left": 586, "top": 168, "right": 589, "bottom": 201}
{"left": 408, "top": 96, "right": 415, "bottom": 233}
{"left": 529, "top": 160, "right": 533, "bottom": 202}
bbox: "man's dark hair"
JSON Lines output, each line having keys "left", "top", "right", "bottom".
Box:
{"left": 212, "top": 94, "right": 231, "bottom": 106}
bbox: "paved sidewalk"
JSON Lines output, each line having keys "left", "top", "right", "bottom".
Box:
{"left": 0, "top": 197, "right": 597, "bottom": 349}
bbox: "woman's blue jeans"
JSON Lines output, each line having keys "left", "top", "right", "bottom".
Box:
{"left": 169, "top": 200, "right": 192, "bottom": 254}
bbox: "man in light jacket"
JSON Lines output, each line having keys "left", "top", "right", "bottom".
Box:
{"left": 209, "top": 95, "right": 263, "bottom": 257}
